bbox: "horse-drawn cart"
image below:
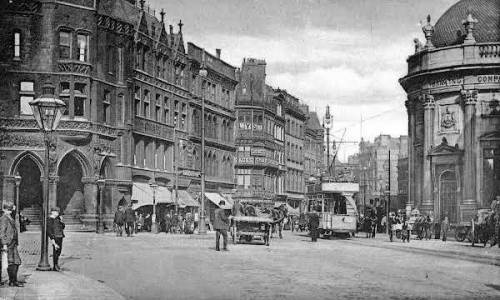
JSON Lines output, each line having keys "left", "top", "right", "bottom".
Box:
{"left": 452, "top": 209, "right": 496, "bottom": 246}
{"left": 231, "top": 216, "right": 273, "bottom": 246}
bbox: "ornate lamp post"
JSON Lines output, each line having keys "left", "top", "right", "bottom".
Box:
{"left": 198, "top": 50, "right": 208, "bottom": 235}
{"left": 96, "top": 179, "right": 106, "bottom": 234}
{"left": 29, "top": 83, "right": 66, "bottom": 271}
{"left": 150, "top": 181, "right": 158, "bottom": 233}
{"left": 14, "top": 174, "right": 21, "bottom": 234}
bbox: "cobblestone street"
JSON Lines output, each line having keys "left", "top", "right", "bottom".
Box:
{"left": 12, "top": 231, "right": 500, "bottom": 300}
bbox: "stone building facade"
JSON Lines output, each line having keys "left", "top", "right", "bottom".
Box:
{"left": 0, "top": 0, "right": 236, "bottom": 229}
{"left": 400, "top": 0, "right": 500, "bottom": 223}
{"left": 282, "top": 91, "right": 307, "bottom": 209}
{"left": 234, "top": 59, "right": 286, "bottom": 205}
{"left": 304, "top": 112, "right": 324, "bottom": 183}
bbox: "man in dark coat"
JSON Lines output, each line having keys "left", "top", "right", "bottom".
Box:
{"left": 114, "top": 206, "right": 125, "bottom": 237}
{"left": 214, "top": 200, "right": 230, "bottom": 251}
{"left": 124, "top": 204, "right": 136, "bottom": 237}
{"left": 164, "top": 211, "right": 172, "bottom": 234}
{"left": 309, "top": 206, "right": 320, "bottom": 242}
{"left": 0, "top": 203, "right": 23, "bottom": 286}
{"left": 47, "top": 207, "right": 65, "bottom": 271}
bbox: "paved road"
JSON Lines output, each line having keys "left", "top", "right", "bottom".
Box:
{"left": 52, "top": 231, "right": 500, "bottom": 300}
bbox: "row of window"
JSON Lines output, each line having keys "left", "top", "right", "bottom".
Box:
{"left": 286, "top": 170, "right": 304, "bottom": 193}
{"left": 286, "top": 142, "right": 304, "bottom": 163}
{"left": 59, "top": 30, "right": 89, "bottom": 62}
{"left": 237, "top": 112, "right": 284, "bottom": 141}
{"left": 286, "top": 118, "right": 304, "bottom": 138}
{"left": 235, "top": 168, "right": 284, "bottom": 193}
{"left": 191, "top": 110, "right": 233, "bottom": 142}
{"left": 134, "top": 87, "right": 188, "bottom": 130}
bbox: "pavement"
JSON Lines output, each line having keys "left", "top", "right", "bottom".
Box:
{"left": 2, "top": 230, "right": 499, "bottom": 300}
{"left": 347, "top": 232, "right": 500, "bottom": 266}
{"left": 0, "top": 232, "right": 125, "bottom": 300}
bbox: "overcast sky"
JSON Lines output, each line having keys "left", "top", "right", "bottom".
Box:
{"left": 150, "top": 0, "right": 457, "bottom": 161}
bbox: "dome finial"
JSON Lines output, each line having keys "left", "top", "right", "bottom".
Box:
{"left": 421, "top": 14, "right": 435, "bottom": 49}
{"left": 462, "top": 13, "right": 478, "bottom": 44}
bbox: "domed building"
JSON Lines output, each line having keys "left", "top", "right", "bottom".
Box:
{"left": 399, "top": 0, "right": 500, "bottom": 223}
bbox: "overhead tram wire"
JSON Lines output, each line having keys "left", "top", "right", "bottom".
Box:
{"left": 331, "top": 107, "right": 401, "bottom": 134}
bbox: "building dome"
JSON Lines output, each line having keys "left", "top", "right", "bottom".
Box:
{"left": 431, "top": 0, "right": 500, "bottom": 47}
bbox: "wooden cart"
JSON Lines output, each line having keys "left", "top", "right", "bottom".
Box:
{"left": 231, "top": 216, "right": 273, "bottom": 246}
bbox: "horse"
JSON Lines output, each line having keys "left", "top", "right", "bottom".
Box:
{"left": 270, "top": 205, "right": 287, "bottom": 239}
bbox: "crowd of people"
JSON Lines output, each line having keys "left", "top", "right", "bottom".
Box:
{"left": 113, "top": 204, "right": 198, "bottom": 236}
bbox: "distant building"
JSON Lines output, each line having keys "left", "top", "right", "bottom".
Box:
{"left": 359, "top": 135, "right": 408, "bottom": 211}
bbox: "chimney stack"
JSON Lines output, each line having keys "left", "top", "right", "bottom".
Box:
{"left": 216, "top": 49, "right": 221, "bottom": 59}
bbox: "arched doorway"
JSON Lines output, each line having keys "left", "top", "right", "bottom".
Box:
{"left": 439, "top": 170, "right": 458, "bottom": 223}
{"left": 14, "top": 154, "right": 43, "bottom": 224}
{"left": 57, "top": 154, "right": 85, "bottom": 218}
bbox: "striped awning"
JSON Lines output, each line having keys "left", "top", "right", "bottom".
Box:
{"left": 205, "top": 193, "right": 232, "bottom": 209}
{"left": 131, "top": 182, "right": 173, "bottom": 209}
{"left": 176, "top": 190, "right": 199, "bottom": 208}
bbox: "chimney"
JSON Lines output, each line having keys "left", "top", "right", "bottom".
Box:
{"left": 216, "top": 48, "right": 221, "bottom": 59}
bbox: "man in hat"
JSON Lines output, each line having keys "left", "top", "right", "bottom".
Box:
{"left": 214, "top": 200, "right": 230, "bottom": 251}
{"left": 47, "top": 207, "right": 65, "bottom": 271}
{"left": 0, "top": 203, "right": 23, "bottom": 286}
{"left": 124, "top": 203, "right": 136, "bottom": 237}
{"left": 309, "top": 206, "right": 320, "bottom": 242}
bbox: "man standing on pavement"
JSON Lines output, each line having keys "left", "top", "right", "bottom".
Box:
{"left": 441, "top": 213, "right": 450, "bottom": 242}
{"left": 491, "top": 196, "right": 500, "bottom": 248}
{"left": 47, "top": 207, "right": 65, "bottom": 271}
{"left": 309, "top": 206, "right": 320, "bottom": 242}
{"left": 124, "top": 203, "right": 136, "bottom": 237}
{"left": 114, "top": 205, "right": 125, "bottom": 237}
{"left": 214, "top": 200, "right": 230, "bottom": 251}
{"left": 0, "top": 204, "right": 23, "bottom": 286}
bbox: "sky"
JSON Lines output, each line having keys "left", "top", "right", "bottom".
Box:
{"left": 150, "top": 0, "right": 457, "bottom": 161}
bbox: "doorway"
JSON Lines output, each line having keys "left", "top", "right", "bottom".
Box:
{"left": 439, "top": 170, "right": 458, "bottom": 223}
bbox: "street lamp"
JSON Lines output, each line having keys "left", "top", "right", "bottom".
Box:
{"left": 150, "top": 181, "right": 159, "bottom": 233}
{"left": 29, "top": 83, "right": 66, "bottom": 271}
{"left": 198, "top": 50, "right": 208, "bottom": 235}
{"left": 14, "top": 174, "right": 21, "bottom": 234}
{"left": 96, "top": 179, "right": 106, "bottom": 234}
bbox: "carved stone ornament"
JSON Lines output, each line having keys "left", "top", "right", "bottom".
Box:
{"left": 462, "top": 13, "right": 478, "bottom": 43}
{"left": 440, "top": 108, "right": 456, "bottom": 129}
{"left": 0, "top": 130, "right": 42, "bottom": 148}
{"left": 461, "top": 89, "right": 478, "bottom": 106}
{"left": 423, "top": 94, "right": 435, "bottom": 110}
{"left": 421, "top": 15, "right": 435, "bottom": 49}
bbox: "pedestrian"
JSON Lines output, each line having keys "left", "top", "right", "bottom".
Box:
{"left": 309, "top": 207, "right": 320, "bottom": 242}
{"left": 380, "top": 215, "right": 387, "bottom": 233}
{"left": 124, "top": 204, "right": 135, "bottom": 237}
{"left": 47, "top": 207, "right": 65, "bottom": 271}
{"left": 113, "top": 206, "right": 125, "bottom": 237}
{"left": 401, "top": 215, "right": 410, "bottom": 243}
{"left": 164, "top": 211, "right": 172, "bottom": 234}
{"left": 370, "top": 209, "right": 378, "bottom": 238}
{"left": 171, "top": 213, "right": 178, "bottom": 234}
{"left": 441, "top": 214, "right": 450, "bottom": 242}
{"left": 19, "top": 213, "right": 30, "bottom": 233}
{"left": 214, "top": 200, "right": 230, "bottom": 251}
{"left": 0, "top": 203, "right": 23, "bottom": 286}
{"left": 491, "top": 196, "right": 500, "bottom": 248}
{"left": 137, "top": 213, "right": 144, "bottom": 232}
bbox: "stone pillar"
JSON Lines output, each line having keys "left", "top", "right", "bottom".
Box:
{"left": 82, "top": 177, "right": 98, "bottom": 229}
{"left": 2, "top": 175, "right": 16, "bottom": 207}
{"left": 414, "top": 100, "right": 425, "bottom": 210}
{"left": 405, "top": 100, "right": 415, "bottom": 213}
{"left": 48, "top": 176, "right": 59, "bottom": 210}
{"left": 422, "top": 94, "right": 435, "bottom": 208}
{"left": 461, "top": 89, "right": 478, "bottom": 205}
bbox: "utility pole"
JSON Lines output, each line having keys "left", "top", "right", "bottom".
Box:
{"left": 198, "top": 49, "right": 208, "bottom": 234}
{"left": 386, "top": 149, "right": 391, "bottom": 234}
{"left": 173, "top": 127, "right": 179, "bottom": 214}
{"left": 323, "top": 105, "right": 332, "bottom": 176}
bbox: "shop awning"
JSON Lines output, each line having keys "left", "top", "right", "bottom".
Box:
{"left": 176, "top": 190, "right": 199, "bottom": 208}
{"left": 221, "top": 194, "right": 234, "bottom": 207}
{"left": 131, "top": 183, "right": 173, "bottom": 210}
{"left": 205, "top": 193, "right": 232, "bottom": 209}
{"left": 273, "top": 202, "right": 300, "bottom": 216}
